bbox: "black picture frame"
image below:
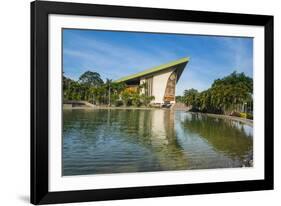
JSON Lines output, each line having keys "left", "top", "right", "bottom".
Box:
{"left": 31, "top": 0, "right": 274, "bottom": 204}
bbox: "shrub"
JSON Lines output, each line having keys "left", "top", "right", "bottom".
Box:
{"left": 240, "top": 112, "right": 247, "bottom": 118}
{"left": 246, "top": 113, "right": 253, "bottom": 120}
{"left": 131, "top": 93, "right": 142, "bottom": 107}
{"left": 114, "top": 100, "right": 123, "bottom": 107}
{"left": 140, "top": 95, "right": 155, "bottom": 107}
{"left": 120, "top": 91, "right": 131, "bottom": 106}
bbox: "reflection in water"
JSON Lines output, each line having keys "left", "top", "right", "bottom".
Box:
{"left": 63, "top": 109, "right": 253, "bottom": 176}
{"left": 182, "top": 113, "right": 252, "bottom": 160}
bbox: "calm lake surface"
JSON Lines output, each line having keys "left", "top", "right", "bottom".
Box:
{"left": 63, "top": 109, "right": 253, "bottom": 176}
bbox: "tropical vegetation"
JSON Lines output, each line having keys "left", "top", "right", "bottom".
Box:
{"left": 63, "top": 71, "right": 155, "bottom": 107}
{"left": 179, "top": 72, "right": 253, "bottom": 119}
{"left": 64, "top": 70, "right": 253, "bottom": 118}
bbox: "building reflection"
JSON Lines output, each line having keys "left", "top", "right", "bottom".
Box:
{"left": 127, "top": 109, "right": 189, "bottom": 170}
{"left": 63, "top": 109, "right": 253, "bottom": 175}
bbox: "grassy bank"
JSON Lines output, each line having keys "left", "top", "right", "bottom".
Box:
{"left": 188, "top": 112, "right": 253, "bottom": 126}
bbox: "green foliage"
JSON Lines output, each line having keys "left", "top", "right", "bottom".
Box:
{"left": 176, "top": 96, "right": 184, "bottom": 103}
{"left": 120, "top": 91, "right": 132, "bottom": 106}
{"left": 182, "top": 72, "right": 253, "bottom": 115}
{"left": 240, "top": 112, "right": 247, "bottom": 118}
{"left": 246, "top": 113, "right": 253, "bottom": 120}
{"left": 210, "top": 72, "right": 253, "bottom": 114}
{"left": 114, "top": 99, "right": 123, "bottom": 107}
{"left": 131, "top": 93, "right": 142, "bottom": 107}
{"left": 63, "top": 71, "right": 155, "bottom": 107}
{"left": 64, "top": 71, "right": 123, "bottom": 105}
{"left": 140, "top": 94, "right": 155, "bottom": 107}
{"left": 78, "top": 71, "right": 103, "bottom": 87}
{"left": 90, "top": 86, "right": 106, "bottom": 104}
{"left": 230, "top": 112, "right": 253, "bottom": 120}
{"left": 183, "top": 89, "right": 199, "bottom": 108}
{"left": 63, "top": 76, "right": 82, "bottom": 100}
{"left": 110, "top": 93, "right": 119, "bottom": 106}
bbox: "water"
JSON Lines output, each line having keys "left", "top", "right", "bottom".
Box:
{"left": 63, "top": 109, "right": 253, "bottom": 176}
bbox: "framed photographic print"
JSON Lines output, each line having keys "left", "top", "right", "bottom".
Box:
{"left": 31, "top": 0, "right": 274, "bottom": 204}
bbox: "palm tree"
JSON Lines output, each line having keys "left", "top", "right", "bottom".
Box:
{"left": 183, "top": 88, "right": 199, "bottom": 108}
{"left": 105, "top": 79, "right": 112, "bottom": 106}
{"left": 120, "top": 91, "right": 131, "bottom": 106}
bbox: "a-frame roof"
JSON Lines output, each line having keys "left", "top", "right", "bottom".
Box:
{"left": 114, "top": 57, "right": 189, "bottom": 83}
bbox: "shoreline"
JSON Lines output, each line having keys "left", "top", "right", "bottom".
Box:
{"left": 63, "top": 105, "right": 253, "bottom": 126}
{"left": 189, "top": 112, "right": 253, "bottom": 126}
{"left": 63, "top": 105, "right": 170, "bottom": 110}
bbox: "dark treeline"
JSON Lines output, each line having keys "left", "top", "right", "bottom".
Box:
{"left": 177, "top": 72, "right": 253, "bottom": 119}
{"left": 63, "top": 71, "right": 155, "bottom": 107}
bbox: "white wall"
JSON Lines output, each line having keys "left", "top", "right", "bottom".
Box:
{"left": 0, "top": 0, "right": 280, "bottom": 206}
{"left": 140, "top": 78, "right": 146, "bottom": 94}
{"left": 152, "top": 68, "right": 174, "bottom": 104}
{"left": 140, "top": 68, "right": 175, "bottom": 104}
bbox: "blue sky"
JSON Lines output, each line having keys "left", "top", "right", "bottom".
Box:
{"left": 63, "top": 29, "right": 253, "bottom": 95}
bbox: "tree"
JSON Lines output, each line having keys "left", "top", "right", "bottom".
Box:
{"left": 197, "top": 90, "right": 212, "bottom": 112}
{"left": 181, "top": 71, "right": 253, "bottom": 115}
{"left": 140, "top": 94, "right": 155, "bottom": 107}
{"left": 210, "top": 71, "right": 253, "bottom": 114}
{"left": 120, "top": 90, "right": 131, "bottom": 106}
{"left": 131, "top": 92, "right": 141, "bottom": 107}
{"left": 79, "top": 71, "right": 104, "bottom": 87}
{"left": 105, "top": 79, "right": 112, "bottom": 106}
{"left": 111, "top": 82, "right": 126, "bottom": 94}
{"left": 183, "top": 88, "right": 199, "bottom": 108}
{"left": 176, "top": 96, "right": 184, "bottom": 103}
{"left": 63, "top": 75, "right": 74, "bottom": 100}
{"left": 91, "top": 86, "right": 106, "bottom": 105}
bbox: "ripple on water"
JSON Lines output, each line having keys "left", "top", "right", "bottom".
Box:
{"left": 63, "top": 110, "right": 253, "bottom": 176}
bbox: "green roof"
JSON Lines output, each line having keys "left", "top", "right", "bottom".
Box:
{"left": 114, "top": 57, "right": 189, "bottom": 83}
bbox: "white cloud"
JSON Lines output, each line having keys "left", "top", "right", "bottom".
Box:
{"left": 63, "top": 31, "right": 253, "bottom": 95}
{"left": 63, "top": 32, "right": 182, "bottom": 81}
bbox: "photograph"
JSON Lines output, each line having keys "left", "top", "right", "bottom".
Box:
{"left": 62, "top": 29, "right": 254, "bottom": 176}
{"left": 30, "top": 1, "right": 274, "bottom": 204}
